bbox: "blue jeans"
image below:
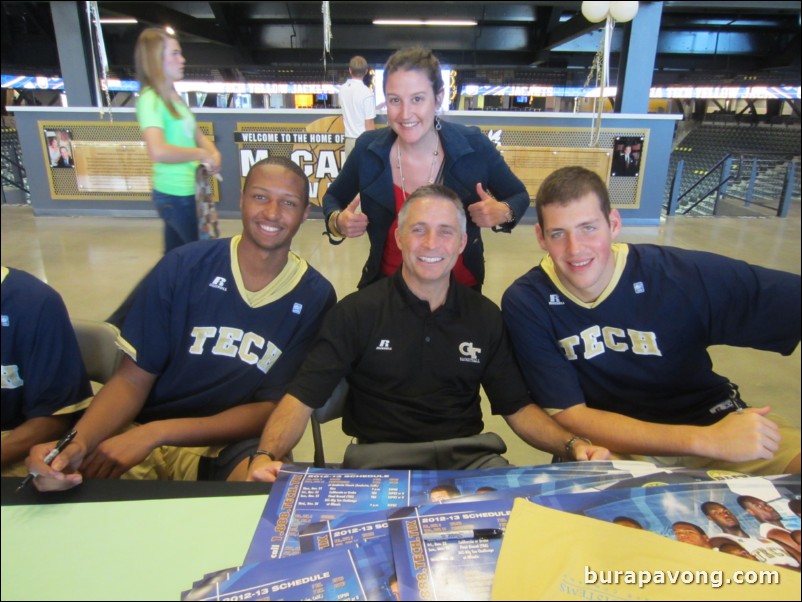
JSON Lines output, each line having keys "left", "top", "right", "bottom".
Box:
{"left": 152, "top": 190, "right": 199, "bottom": 253}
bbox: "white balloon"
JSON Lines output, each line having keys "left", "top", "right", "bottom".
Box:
{"left": 609, "top": 1, "right": 639, "bottom": 23}
{"left": 581, "top": 1, "right": 610, "bottom": 23}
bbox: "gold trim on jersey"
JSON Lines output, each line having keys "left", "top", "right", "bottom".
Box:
{"left": 230, "top": 235, "right": 309, "bottom": 308}
{"left": 541, "top": 243, "right": 629, "bottom": 309}
{"left": 116, "top": 333, "right": 137, "bottom": 362}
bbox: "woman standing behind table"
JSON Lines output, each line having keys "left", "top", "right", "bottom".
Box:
{"left": 135, "top": 27, "right": 221, "bottom": 253}
{"left": 323, "top": 47, "right": 529, "bottom": 291}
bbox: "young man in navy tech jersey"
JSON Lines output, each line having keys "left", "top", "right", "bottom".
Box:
{"left": 502, "top": 166, "right": 800, "bottom": 475}
{"left": 28, "top": 158, "right": 336, "bottom": 490}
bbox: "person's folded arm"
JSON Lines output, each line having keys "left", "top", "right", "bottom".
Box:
{"left": 80, "top": 397, "right": 278, "bottom": 480}
{"left": 552, "top": 402, "right": 780, "bottom": 462}
{"left": 194, "top": 126, "right": 222, "bottom": 174}
{"left": 503, "top": 404, "right": 610, "bottom": 461}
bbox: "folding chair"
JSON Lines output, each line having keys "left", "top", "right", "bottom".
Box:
{"left": 71, "top": 319, "right": 123, "bottom": 391}
{"left": 311, "top": 379, "right": 349, "bottom": 468}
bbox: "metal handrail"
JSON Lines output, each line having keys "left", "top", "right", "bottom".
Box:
{"left": 1, "top": 174, "right": 28, "bottom": 194}
{"left": 675, "top": 153, "right": 731, "bottom": 205}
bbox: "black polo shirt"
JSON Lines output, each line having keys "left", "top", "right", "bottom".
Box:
{"left": 288, "top": 271, "right": 531, "bottom": 443}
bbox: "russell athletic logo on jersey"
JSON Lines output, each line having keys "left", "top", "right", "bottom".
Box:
{"left": 209, "top": 276, "right": 228, "bottom": 291}
{"left": 376, "top": 339, "right": 392, "bottom": 351}
{"left": 188, "top": 326, "right": 283, "bottom": 374}
{"left": 558, "top": 325, "right": 662, "bottom": 361}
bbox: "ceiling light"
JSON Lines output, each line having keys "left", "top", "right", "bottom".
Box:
{"left": 373, "top": 19, "right": 477, "bottom": 27}
{"left": 99, "top": 18, "right": 138, "bottom": 24}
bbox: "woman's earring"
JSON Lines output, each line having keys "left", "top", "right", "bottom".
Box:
{"left": 435, "top": 115, "right": 442, "bottom": 131}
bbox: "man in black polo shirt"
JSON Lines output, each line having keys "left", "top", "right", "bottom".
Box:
{"left": 246, "top": 184, "right": 609, "bottom": 480}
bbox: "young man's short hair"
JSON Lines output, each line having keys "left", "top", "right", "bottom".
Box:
{"left": 242, "top": 157, "right": 310, "bottom": 207}
{"left": 535, "top": 166, "right": 611, "bottom": 226}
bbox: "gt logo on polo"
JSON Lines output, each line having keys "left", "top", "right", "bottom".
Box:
{"left": 459, "top": 342, "right": 482, "bottom": 363}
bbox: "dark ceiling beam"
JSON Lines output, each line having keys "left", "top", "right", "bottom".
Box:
{"left": 98, "top": 1, "right": 232, "bottom": 46}
{"left": 539, "top": 12, "right": 600, "bottom": 52}
{"left": 247, "top": 48, "right": 547, "bottom": 70}
{"left": 531, "top": 5, "right": 566, "bottom": 65}
{"left": 238, "top": 1, "right": 511, "bottom": 23}
{"left": 209, "top": 1, "right": 255, "bottom": 66}
{"left": 762, "top": 29, "right": 801, "bottom": 69}
{"left": 256, "top": 24, "right": 531, "bottom": 52}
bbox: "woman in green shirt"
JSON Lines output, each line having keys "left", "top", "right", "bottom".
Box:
{"left": 135, "top": 28, "right": 221, "bottom": 252}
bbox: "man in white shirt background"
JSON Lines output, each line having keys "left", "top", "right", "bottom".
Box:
{"left": 339, "top": 55, "right": 376, "bottom": 161}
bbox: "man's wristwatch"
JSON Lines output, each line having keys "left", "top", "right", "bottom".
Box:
{"left": 564, "top": 435, "right": 592, "bottom": 461}
{"left": 249, "top": 449, "right": 277, "bottom": 465}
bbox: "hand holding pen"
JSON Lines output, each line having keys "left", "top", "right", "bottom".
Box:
{"left": 18, "top": 429, "right": 81, "bottom": 492}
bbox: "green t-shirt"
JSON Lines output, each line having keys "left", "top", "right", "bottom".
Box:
{"left": 136, "top": 87, "right": 198, "bottom": 196}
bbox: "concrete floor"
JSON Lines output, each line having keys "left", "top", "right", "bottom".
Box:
{"left": 1, "top": 203, "right": 799, "bottom": 467}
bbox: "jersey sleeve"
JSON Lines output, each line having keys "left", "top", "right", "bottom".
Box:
{"left": 501, "top": 276, "right": 587, "bottom": 412}
{"left": 251, "top": 274, "right": 338, "bottom": 403}
{"left": 677, "top": 250, "right": 801, "bottom": 355}
{"left": 476, "top": 303, "right": 532, "bottom": 416}
{"left": 118, "top": 254, "right": 178, "bottom": 376}
{"left": 2, "top": 274, "right": 92, "bottom": 425}
{"left": 286, "top": 292, "right": 365, "bottom": 410}
{"left": 28, "top": 293, "right": 91, "bottom": 419}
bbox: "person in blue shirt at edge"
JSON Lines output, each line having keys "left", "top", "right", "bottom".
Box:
{"left": 1, "top": 268, "right": 92, "bottom": 475}
{"left": 502, "top": 166, "right": 801, "bottom": 476}
{"left": 323, "top": 47, "right": 530, "bottom": 293}
{"left": 26, "top": 158, "right": 336, "bottom": 491}
{"left": 244, "top": 184, "right": 609, "bottom": 482}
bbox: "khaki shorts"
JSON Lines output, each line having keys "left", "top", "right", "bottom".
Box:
{"left": 111, "top": 423, "right": 222, "bottom": 480}
{"left": 0, "top": 430, "right": 29, "bottom": 477}
{"left": 121, "top": 442, "right": 224, "bottom": 481}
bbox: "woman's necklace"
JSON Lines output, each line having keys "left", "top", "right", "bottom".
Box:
{"left": 396, "top": 137, "right": 440, "bottom": 199}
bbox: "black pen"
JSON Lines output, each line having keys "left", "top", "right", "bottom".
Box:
{"left": 422, "top": 528, "right": 504, "bottom": 542}
{"left": 15, "top": 429, "right": 78, "bottom": 493}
